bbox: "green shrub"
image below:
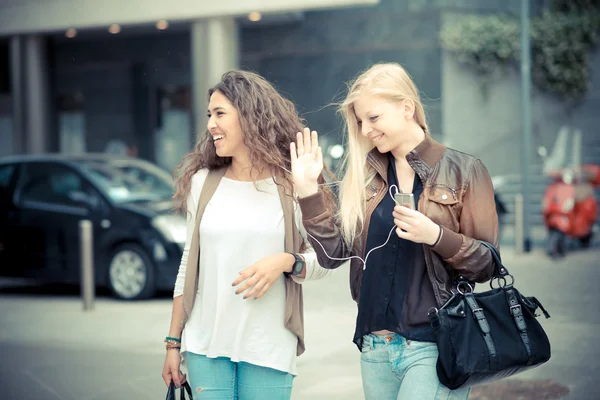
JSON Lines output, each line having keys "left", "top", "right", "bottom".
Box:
{"left": 440, "top": 2, "right": 600, "bottom": 101}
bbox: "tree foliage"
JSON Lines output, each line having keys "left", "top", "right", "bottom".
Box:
{"left": 440, "top": 1, "right": 600, "bottom": 101}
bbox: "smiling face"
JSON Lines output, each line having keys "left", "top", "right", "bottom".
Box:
{"left": 352, "top": 93, "right": 412, "bottom": 154}
{"left": 206, "top": 90, "right": 247, "bottom": 159}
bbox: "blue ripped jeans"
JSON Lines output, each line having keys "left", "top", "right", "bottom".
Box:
{"left": 360, "top": 333, "right": 471, "bottom": 400}
{"left": 184, "top": 352, "right": 293, "bottom": 400}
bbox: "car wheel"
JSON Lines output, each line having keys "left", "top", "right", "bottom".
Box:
{"left": 108, "top": 243, "right": 156, "bottom": 300}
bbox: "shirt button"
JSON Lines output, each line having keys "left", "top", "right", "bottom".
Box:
{"left": 388, "top": 271, "right": 393, "bottom": 276}
{"left": 384, "top": 296, "right": 389, "bottom": 302}
{"left": 441, "top": 194, "right": 448, "bottom": 200}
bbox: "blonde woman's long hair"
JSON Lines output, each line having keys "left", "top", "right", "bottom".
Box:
{"left": 337, "top": 63, "right": 429, "bottom": 246}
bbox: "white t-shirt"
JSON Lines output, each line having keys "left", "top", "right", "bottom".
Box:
{"left": 174, "top": 170, "right": 334, "bottom": 375}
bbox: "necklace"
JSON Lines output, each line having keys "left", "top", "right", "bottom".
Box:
{"left": 228, "top": 165, "right": 244, "bottom": 181}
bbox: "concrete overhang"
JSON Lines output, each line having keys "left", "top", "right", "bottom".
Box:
{"left": 0, "top": 0, "right": 379, "bottom": 36}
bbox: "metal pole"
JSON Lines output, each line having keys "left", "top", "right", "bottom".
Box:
{"left": 520, "top": 0, "right": 532, "bottom": 252}
{"left": 79, "top": 220, "right": 95, "bottom": 311}
{"left": 515, "top": 194, "right": 524, "bottom": 254}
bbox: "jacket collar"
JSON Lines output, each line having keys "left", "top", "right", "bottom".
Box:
{"left": 366, "top": 134, "right": 447, "bottom": 184}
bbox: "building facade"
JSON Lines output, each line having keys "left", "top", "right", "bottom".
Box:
{"left": 2, "top": 0, "right": 596, "bottom": 180}
{"left": 0, "top": 0, "right": 378, "bottom": 172}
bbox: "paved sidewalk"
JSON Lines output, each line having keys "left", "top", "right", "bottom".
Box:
{"left": 0, "top": 247, "right": 599, "bottom": 399}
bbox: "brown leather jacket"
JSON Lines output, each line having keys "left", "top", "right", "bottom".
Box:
{"left": 298, "top": 135, "right": 499, "bottom": 309}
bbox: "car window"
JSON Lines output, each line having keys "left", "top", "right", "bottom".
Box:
{"left": 119, "top": 165, "right": 173, "bottom": 195}
{"left": 0, "top": 164, "right": 15, "bottom": 189}
{"left": 0, "top": 164, "right": 16, "bottom": 204}
{"left": 81, "top": 160, "right": 174, "bottom": 203}
{"left": 19, "top": 163, "right": 99, "bottom": 208}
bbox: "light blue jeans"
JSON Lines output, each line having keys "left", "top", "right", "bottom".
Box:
{"left": 184, "top": 352, "right": 294, "bottom": 400}
{"left": 360, "top": 333, "right": 471, "bottom": 400}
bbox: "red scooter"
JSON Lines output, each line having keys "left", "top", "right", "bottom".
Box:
{"left": 543, "top": 163, "right": 600, "bottom": 257}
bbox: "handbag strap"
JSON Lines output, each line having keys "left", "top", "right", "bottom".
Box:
{"left": 166, "top": 382, "right": 193, "bottom": 400}
{"left": 504, "top": 287, "right": 535, "bottom": 365}
{"left": 180, "top": 382, "right": 193, "bottom": 400}
{"left": 479, "top": 241, "right": 510, "bottom": 278}
{"left": 465, "top": 293, "right": 498, "bottom": 371}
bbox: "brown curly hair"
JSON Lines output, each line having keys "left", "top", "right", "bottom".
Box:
{"left": 173, "top": 70, "right": 334, "bottom": 213}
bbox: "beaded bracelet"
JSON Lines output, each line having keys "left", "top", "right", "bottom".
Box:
{"left": 165, "top": 338, "right": 181, "bottom": 351}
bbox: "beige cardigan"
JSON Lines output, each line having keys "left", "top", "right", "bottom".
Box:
{"left": 181, "top": 166, "right": 307, "bottom": 356}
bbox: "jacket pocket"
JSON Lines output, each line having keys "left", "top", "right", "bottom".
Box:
{"left": 424, "top": 186, "right": 461, "bottom": 230}
{"left": 426, "top": 185, "right": 459, "bottom": 204}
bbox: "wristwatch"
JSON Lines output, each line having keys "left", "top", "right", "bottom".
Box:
{"left": 286, "top": 253, "right": 305, "bottom": 276}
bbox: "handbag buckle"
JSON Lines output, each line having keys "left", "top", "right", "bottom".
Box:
{"left": 472, "top": 307, "right": 484, "bottom": 319}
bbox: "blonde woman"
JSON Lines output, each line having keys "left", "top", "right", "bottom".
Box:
{"left": 291, "top": 63, "right": 499, "bottom": 399}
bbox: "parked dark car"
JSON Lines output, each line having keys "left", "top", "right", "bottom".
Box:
{"left": 0, "top": 154, "right": 185, "bottom": 300}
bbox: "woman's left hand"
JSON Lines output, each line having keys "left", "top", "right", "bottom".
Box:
{"left": 232, "top": 253, "right": 293, "bottom": 300}
{"left": 393, "top": 205, "right": 441, "bottom": 245}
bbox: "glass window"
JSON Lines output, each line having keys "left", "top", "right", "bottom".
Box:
{"left": 0, "top": 164, "right": 15, "bottom": 189}
{"left": 81, "top": 160, "right": 174, "bottom": 203}
{"left": 19, "top": 163, "right": 98, "bottom": 208}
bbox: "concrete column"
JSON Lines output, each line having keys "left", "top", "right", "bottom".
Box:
{"left": 190, "top": 18, "right": 239, "bottom": 143}
{"left": 23, "top": 35, "right": 53, "bottom": 153}
{"left": 9, "top": 36, "right": 24, "bottom": 154}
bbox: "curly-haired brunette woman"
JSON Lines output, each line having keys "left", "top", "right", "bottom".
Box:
{"left": 161, "top": 70, "right": 334, "bottom": 400}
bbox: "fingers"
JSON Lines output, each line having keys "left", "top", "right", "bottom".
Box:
{"left": 316, "top": 146, "right": 323, "bottom": 165}
{"left": 394, "top": 218, "right": 410, "bottom": 232}
{"left": 290, "top": 142, "right": 297, "bottom": 161}
{"left": 396, "top": 227, "right": 410, "bottom": 240}
{"left": 295, "top": 127, "right": 320, "bottom": 160}
{"left": 234, "top": 275, "right": 258, "bottom": 296}
{"left": 296, "top": 131, "right": 305, "bottom": 156}
{"left": 254, "top": 281, "right": 273, "bottom": 299}
{"left": 233, "top": 270, "right": 274, "bottom": 299}
{"left": 164, "top": 365, "right": 183, "bottom": 389}
{"left": 393, "top": 205, "right": 418, "bottom": 218}
{"left": 162, "top": 370, "right": 172, "bottom": 387}
{"left": 244, "top": 279, "right": 268, "bottom": 299}
{"left": 232, "top": 266, "right": 255, "bottom": 287}
{"left": 303, "top": 127, "right": 311, "bottom": 156}
{"left": 178, "top": 372, "right": 187, "bottom": 386}
{"left": 172, "top": 371, "right": 182, "bottom": 387}
{"left": 310, "top": 130, "right": 319, "bottom": 155}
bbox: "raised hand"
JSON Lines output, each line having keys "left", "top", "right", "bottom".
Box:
{"left": 290, "top": 127, "right": 323, "bottom": 198}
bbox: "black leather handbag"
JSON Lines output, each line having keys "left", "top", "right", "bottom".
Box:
{"left": 165, "top": 381, "right": 193, "bottom": 400}
{"left": 428, "top": 241, "right": 552, "bottom": 390}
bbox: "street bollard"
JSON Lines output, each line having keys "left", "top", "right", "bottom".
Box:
{"left": 79, "top": 220, "right": 95, "bottom": 311}
{"left": 514, "top": 194, "right": 524, "bottom": 254}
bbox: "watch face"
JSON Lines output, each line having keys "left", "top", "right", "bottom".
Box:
{"left": 292, "top": 256, "right": 305, "bottom": 275}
